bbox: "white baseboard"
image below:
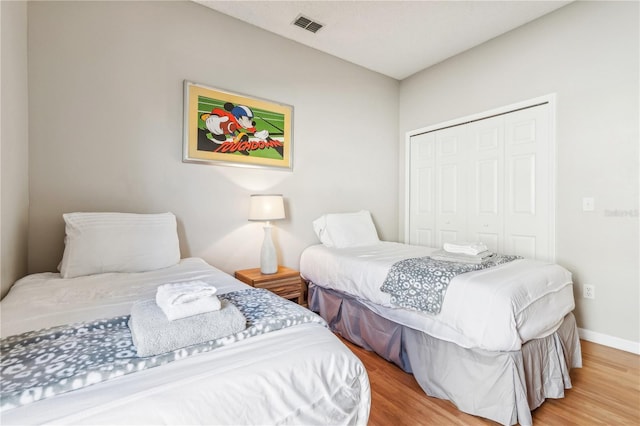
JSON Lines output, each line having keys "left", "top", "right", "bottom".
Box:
{"left": 578, "top": 328, "right": 640, "bottom": 355}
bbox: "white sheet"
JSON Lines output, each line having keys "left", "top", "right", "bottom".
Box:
{"left": 0, "top": 258, "right": 370, "bottom": 425}
{"left": 300, "top": 242, "right": 575, "bottom": 351}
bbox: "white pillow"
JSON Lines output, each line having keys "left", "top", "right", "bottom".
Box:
{"left": 312, "top": 210, "right": 380, "bottom": 248}
{"left": 59, "top": 212, "right": 181, "bottom": 278}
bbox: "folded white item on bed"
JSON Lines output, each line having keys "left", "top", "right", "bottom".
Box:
{"left": 156, "top": 280, "right": 218, "bottom": 304}
{"left": 156, "top": 281, "right": 221, "bottom": 320}
{"left": 129, "top": 298, "right": 245, "bottom": 356}
{"left": 443, "top": 241, "right": 488, "bottom": 256}
{"left": 157, "top": 295, "right": 222, "bottom": 321}
{"left": 429, "top": 249, "right": 494, "bottom": 264}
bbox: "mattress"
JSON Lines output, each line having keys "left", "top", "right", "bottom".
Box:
{"left": 300, "top": 242, "right": 575, "bottom": 351}
{"left": 0, "top": 258, "right": 370, "bottom": 425}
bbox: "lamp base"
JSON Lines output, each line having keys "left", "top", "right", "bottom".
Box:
{"left": 260, "top": 225, "right": 278, "bottom": 274}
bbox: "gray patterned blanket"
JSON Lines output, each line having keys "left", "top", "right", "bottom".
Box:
{"left": 380, "top": 254, "right": 520, "bottom": 314}
{"left": 0, "top": 288, "right": 325, "bottom": 412}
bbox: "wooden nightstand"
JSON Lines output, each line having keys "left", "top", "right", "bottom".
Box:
{"left": 235, "top": 266, "right": 306, "bottom": 306}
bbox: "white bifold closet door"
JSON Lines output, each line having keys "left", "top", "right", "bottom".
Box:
{"left": 408, "top": 103, "right": 553, "bottom": 261}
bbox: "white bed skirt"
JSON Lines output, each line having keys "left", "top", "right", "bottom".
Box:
{"left": 309, "top": 283, "right": 582, "bottom": 426}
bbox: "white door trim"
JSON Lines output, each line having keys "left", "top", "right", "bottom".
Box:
{"left": 404, "top": 93, "right": 557, "bottom": 261}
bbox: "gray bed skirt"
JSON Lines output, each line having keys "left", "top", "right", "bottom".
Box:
{"left": 309, "top": 283, "right": 582, "bottom": 426}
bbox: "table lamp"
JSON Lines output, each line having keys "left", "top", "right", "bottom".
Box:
{"left": 248, "top": 194, "right": 285, "bottom": 274}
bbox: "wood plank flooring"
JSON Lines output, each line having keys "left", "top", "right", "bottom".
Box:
{"left": 340, "top": 337, "right": 640, "bottom": 425}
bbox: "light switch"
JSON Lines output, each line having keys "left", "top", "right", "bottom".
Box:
{"left": 582, "top": 197, "right": 595, "bottom": 212}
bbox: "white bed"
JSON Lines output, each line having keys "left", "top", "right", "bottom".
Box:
{"left": 0, "top": 257, "right": 370, "bottom": 425}
{"left": 0, "top": 212, "right": 370, "bottom": 425}
{"left": 300, "top": 242, "right": 575, "bottom": 352}
{"left": 300, "top": 211, "right": 581, "bottom": 426}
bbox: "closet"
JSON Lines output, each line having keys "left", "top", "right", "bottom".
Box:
{"left": 407, "top": 101, "right": 555, "bottom": 261}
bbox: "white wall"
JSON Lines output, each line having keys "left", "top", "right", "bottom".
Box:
{"left": 1, "top": 0, "right": 29, "bottom": 298}
{"left": 26, "top": 1, "right": 399, "bottom": 276}
{"left": 399, "top": 1, "right": 639, "bottom": 346}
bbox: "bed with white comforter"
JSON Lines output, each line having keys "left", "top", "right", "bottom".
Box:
{"left": 301, "top": 240, "right": 581, "bottom": 426}
{"left": 301, "top": 242, "right": 575, "bottom": 352}
{"left": 0, "top": 258, "right": 370, "bottom": 425}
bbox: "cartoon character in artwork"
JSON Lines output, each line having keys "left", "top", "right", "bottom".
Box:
{"left": 201, "top": 102, "right": 269, "bottom": 143}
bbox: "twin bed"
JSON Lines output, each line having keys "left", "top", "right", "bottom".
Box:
{"left": 0, "top": 213, "right": 370, "bottom": 425}
{"left": 300, "top": 210, "right": 581, "bottom": 426}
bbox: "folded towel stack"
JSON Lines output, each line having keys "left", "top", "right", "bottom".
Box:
{"left": 434, "top": 242, "right": 494, "bottom": 264}
{"left": 128, "top": 298, "right": 247, "bottom": 357}
{"left": 156, "top": 280, "right": 221, "bottom": 321}
{"left": 443, "top": 241, "right": 489, "bottom": 256}
{"left": 430, "top": 249, "right": 496, "bottom": 264}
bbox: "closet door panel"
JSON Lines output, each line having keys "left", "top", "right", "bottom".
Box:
{"left": 504, "top": 104, "right": 550, "bottom": 260}
{"left": 435, "top": 126, "right": 467, "bottom": 247}
{"left": 466, "top": 116, "right": 504, "bottom": 253}
{"left": 511, "top": 235, "right": 537, "bottom": 260}
{"left": 409, "top": 133, "right": 436, "bottom": 246}
{"left": 510, "top": 154, "right": 536, "bottom": 214}
{"left": 439, "top": 164, "right": 459, "bottom": 213}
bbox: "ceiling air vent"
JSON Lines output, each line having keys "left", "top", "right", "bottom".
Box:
{"left": 293, "top": 14, "right": 323, "bottom": 33}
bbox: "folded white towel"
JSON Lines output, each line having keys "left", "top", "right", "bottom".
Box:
{"left": 443, "top": 242, "right": 488, "bottom": 256}
{"left": 157, "top": 295, "right": 222, "bottom": 321}
{"left": 430, "top": 249, "right": 496, "bottom": 264}
{"left": 156, "top": 280, "right": 218, "bottom": 305}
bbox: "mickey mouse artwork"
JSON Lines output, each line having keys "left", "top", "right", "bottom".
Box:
{"left": 197, "top": 102, "right": 283, "bottom": 157}
{"left": 184, "top": 81, "right": 292, "bottom": 169}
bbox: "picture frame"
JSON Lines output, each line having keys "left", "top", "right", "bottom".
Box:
{"left": 183, "top": 80, "right": 293, "bottom": 170}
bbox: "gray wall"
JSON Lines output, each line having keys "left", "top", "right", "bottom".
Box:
{"left": 26, "top": 1, "right": 399, "bottom": 276}
{"left": 398, "top": 1, "right": 639, "bottom": 345}
{"left": 1, "top": 0, "right": 29, "bottom": 298}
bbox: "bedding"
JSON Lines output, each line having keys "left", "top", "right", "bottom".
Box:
{"left": 0, "top": 258, "right": 370, "bottom": 425}
{"left": 312, "top": 210, "right": 380, "bottom": 248}
{"left": 300, "top": 242, "right": 574, "bottom": 352}
{"left": 58, "top": 212, "right": 181, "bottom": 278}
{"left": 380, "top": 253, "right": 521, "bottom": 314}
{"left": 300, "top": 241, "right": 581, "bottom": 426}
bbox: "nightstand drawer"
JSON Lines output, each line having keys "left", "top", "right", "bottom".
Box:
{"left": 235, "top": 266, "right": 305, "bottom": 305}
{"left": 260, "top": 281, "right": 302, "bottom": 301}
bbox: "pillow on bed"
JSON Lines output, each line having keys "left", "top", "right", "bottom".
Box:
{"left": 59, "top": 212, "right": 181, "bottom": 278}
{"left": 312, "top": 210, "right": 380, "bottom": 248}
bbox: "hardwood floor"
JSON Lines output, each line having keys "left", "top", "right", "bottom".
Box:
{"left": 340, "top": 337, "right": 640, "bottom": 425}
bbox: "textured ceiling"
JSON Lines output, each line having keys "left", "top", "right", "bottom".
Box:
{"left": 195, "top": 0, "right": 571, "bottom": 80}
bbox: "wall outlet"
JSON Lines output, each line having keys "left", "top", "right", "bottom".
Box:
{"left": 583, "top": 284, "right": 595, "bottom": 299}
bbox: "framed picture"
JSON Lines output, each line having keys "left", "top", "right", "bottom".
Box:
{"left": 183, "top": 81, "right": 293, "bottom": 170}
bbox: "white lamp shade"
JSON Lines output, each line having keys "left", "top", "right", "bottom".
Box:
{"left": 248, "top": 195, "right": 285, "bottom": 221}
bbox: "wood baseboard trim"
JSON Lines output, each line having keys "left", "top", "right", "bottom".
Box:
{"left": 579, "top": 327, "right": 640, "bottom": 354}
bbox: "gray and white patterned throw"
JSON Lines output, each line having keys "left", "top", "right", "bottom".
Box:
{"left": 0, "top": 288, "right": 325, "bottom": 412}
{"left": 380, "top": 254, "right": 520, "bottom": 314}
